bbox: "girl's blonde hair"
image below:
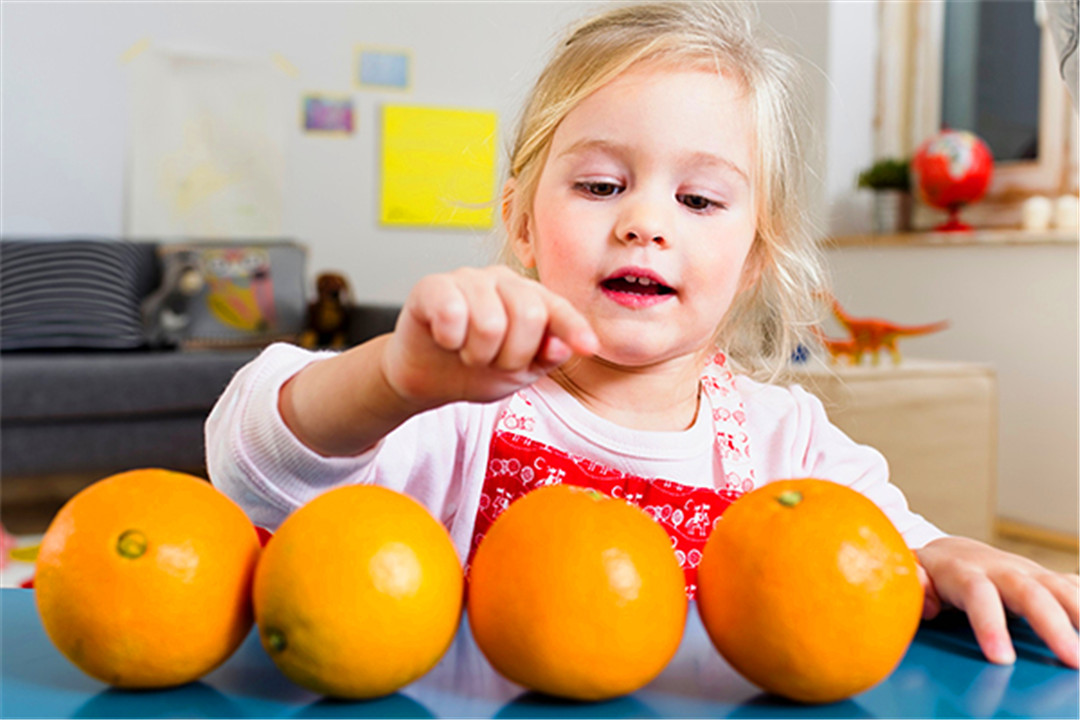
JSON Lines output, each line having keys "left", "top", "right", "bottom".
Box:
{"left": 500, "top": 0, "right": 826, "bottom": 381}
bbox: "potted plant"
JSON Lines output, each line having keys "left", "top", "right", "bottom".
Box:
{"left": 857, "top": 158, "right": 912, "bottom": 233}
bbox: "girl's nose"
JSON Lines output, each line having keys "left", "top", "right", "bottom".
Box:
{"left": 615, "top": 202, "right": 669, "bottom": 247}
{"left": 621, "top": 229, "right": 666, "bottom": 245}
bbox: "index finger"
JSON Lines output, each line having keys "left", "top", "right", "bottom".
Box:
{"left": 958, "top": 575, "right": 1016, "bottom": 665}
{"left": 539, "top": 290, "right": 599, "bottom": 357}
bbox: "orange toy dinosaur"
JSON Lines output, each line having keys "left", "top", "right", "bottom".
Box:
{"left": 810, "top": 325, "right": 863, "bottom": 366}
{"left": 816, "top": 294, "right": 948, "bottom": 366}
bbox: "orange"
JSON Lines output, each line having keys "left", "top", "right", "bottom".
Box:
{"left": 467, "top": 485, "right": 687, "bottom": 701}
{"left": 253, "top": 485, "right": 463, "bottom": 699}
{"left": 697, "top": 478, "right": 923, "bottom": 704}
{"left": 35, "top": 469, "right": 260, "bottom": 688}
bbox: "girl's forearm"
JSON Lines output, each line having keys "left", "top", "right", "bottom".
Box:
{"left": 278, "top": 334, "right": 425, "bottom": 457}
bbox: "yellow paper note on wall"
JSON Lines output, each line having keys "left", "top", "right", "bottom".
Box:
{"left": 381, "top": 105, "right": 497, "bottom": 228}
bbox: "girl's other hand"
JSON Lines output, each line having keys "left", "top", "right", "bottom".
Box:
{"left": 382, "top": 266, "right": 599, "bottom": 410}
{"left": 916, "top": 536, "right": 1079, "bottom": 668}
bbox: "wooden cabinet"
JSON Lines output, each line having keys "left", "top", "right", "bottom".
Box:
{"left": 791, "top": 360, "right": 997, "bottom": 542}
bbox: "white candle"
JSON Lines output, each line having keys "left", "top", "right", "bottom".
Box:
{"left": 1022, "top": 196, "right": 1053, "bottom": 231}
{"left": 1054, "top": 195, "right": 1079, "bottom": 229}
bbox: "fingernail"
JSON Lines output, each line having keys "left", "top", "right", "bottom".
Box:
{"left": 991, "top": 640, "right": 1016, "bottom": 665}
{"left": 576, "top": 329, "right": 599, "bottom": 354}
{"left": 546, "top": 338, "right": 572, "bottom": 364}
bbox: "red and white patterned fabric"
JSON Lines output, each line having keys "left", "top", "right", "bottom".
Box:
{"left": 206, "top": 341, "right": 948, "bottom": 582}
{"left": 468, "top": 351, "right": 754, "bottom": 599}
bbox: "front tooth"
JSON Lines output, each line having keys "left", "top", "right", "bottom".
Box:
{"left": 638, "top": 277, "right": 654, "bottom": 286}
{"left": 623, "top": 275, "right": 638, "bottom": 284}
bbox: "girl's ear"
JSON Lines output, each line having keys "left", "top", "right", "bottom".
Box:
{"left": 500, "top": 178, "right": 516, "bottom": 229}
{"left": 502, "top": 178, "right": 536, "bottom": 269}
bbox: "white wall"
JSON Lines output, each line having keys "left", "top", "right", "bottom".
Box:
{"left": 824, "top": 1, "right": 878, "bottom": 235}
{"left": 754, "top": 0, "right": 831, "bottom": 234}
{"left": 2, "top": 1, "right": 599, "bottom": 302}
{"left": 3, "top": 1, "right": 1076, "bottom": 535}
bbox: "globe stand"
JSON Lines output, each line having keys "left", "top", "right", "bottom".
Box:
{"left": 934, "top": 205, "right": 973, "bottom": 232}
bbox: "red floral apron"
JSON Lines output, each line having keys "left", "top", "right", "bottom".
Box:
{"left": 466, "top": 350, "right": 755, "bottom": 599}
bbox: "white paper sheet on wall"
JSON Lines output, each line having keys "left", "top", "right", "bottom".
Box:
{"left": 127, "top": 48, "right": 286, "bottom": 238}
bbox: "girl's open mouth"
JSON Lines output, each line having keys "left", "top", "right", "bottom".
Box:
{"left": 600, "top": 271, "right": 676, "bottom": 308}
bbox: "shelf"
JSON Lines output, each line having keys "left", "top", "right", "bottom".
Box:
{"left": 790, "top": 357, "right": 994, "bottom": 380}
{"left": 826, "top": 228, "right": 1078, "bottom": 247}
{"left": 792, "top": 358, "right": 997, "bottom": 542}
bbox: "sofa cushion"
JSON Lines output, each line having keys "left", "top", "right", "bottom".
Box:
{"left": 2, "top": 416, "right": 212, "bottom": 478}
{"left": 147, "top": 241, "right": 308, "bottom": 349}
{"left": 0, "top": 240, "right": 159, "bottom": 351}
{"left": 0, "top": 349, "right": 260, "bottom": 421}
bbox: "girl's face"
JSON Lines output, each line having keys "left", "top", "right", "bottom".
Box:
{"left": 515, "top": 64, "right": 758, "bottom": 368}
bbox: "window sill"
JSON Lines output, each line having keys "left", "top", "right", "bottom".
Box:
{"left": 825, "top": 228, "right": 1078, "bottom": 248}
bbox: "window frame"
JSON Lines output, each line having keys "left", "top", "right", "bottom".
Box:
{"left": 876, "top": 0, "right": 1077, "bottom": 228}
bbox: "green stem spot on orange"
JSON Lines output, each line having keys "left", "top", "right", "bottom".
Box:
{"left": 777, "top": 490, "right": 803, "bottom": 508}
{"left": 266, "top": 628, "right": 287, "bottom": 653}
{"left": 116, "top": 530, "right": 148, "bottom": 559}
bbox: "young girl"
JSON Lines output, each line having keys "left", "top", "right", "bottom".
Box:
{"left": 207, "top": 0, "right": 1078, "bottom": 670}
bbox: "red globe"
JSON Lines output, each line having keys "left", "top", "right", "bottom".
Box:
{"left": 911, "top": 130, "right": 994, "bottom": 231}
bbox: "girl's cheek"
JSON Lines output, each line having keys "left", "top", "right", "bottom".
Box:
{"left": 543, "top": 238, "right": 582, "bottom": 271}
{"left": 538, "top": 213, "right": 586, "bottom": 258}
{"left": 532, "top": 222, "right": 580, "bottom": 275}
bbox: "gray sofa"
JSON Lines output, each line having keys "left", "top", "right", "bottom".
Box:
{"left": 0, "top": 239, "right": 399, "bottom": 480}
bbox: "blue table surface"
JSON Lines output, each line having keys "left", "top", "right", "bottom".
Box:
{"left": 1, "top": 587, "right": 1076, "bottom": 719}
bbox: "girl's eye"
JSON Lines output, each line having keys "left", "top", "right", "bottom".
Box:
{"left": 678, "top": 194, "right": 723, "bottom": 212}
{"left": 575, "top": 181, "right": 622, "bottom": 197}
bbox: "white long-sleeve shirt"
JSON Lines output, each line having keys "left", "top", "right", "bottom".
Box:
{"left": 206, "top": 342, "right": 945, "bottom": 597}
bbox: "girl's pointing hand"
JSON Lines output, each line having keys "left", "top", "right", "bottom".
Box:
{"left": 383, "top": 266, "right": 599, "bottom": 410}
